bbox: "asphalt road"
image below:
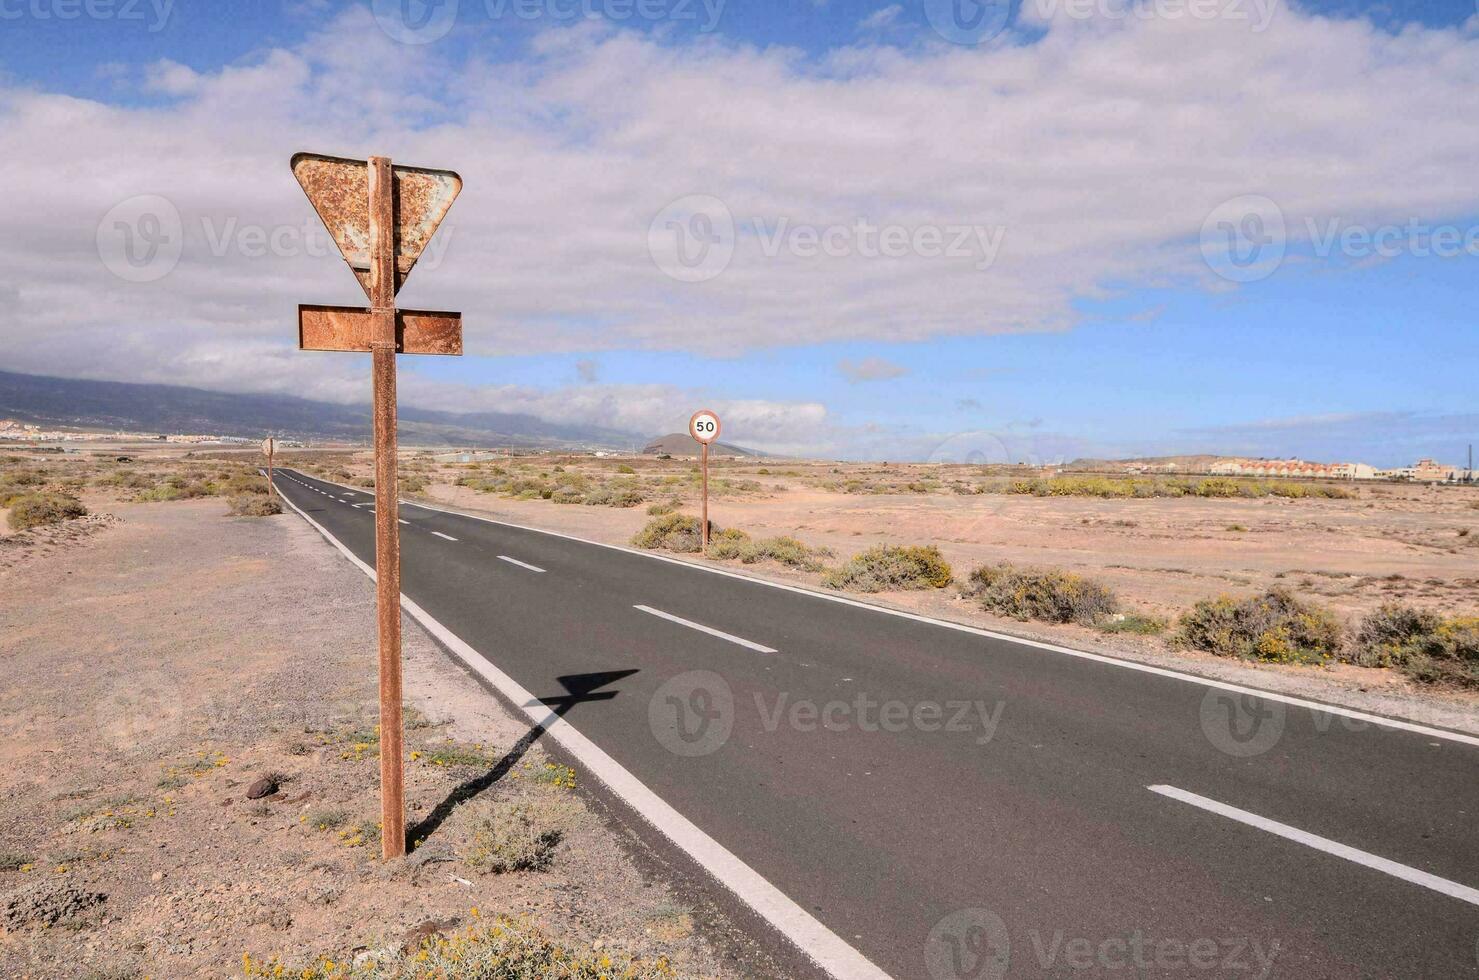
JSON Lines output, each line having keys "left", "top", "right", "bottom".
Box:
{"left": 272, "top": 469, "right": 1479, "bottom": 980}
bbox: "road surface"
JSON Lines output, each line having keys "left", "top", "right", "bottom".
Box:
{"left": 272, "top": 469, "right": 1479, "bottom": 980}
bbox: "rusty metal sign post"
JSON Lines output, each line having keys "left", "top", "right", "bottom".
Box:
{"left": 689, "top": 410, "right": 721, "bottom": 552}
{"left": 261, "top": 437, "right": 275, "bottom": 497}
{"left": 292, "top": 152, "right": 463, "bottom": 860}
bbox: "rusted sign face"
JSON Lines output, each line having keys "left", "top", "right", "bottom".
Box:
{"left": 291, "top": 153, "right": 462, "bottom": 298}
{"left": 299, "top": 304, "right": 463, "bottom": 355}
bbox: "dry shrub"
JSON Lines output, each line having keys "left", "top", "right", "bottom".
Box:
{"left": 463, "top": 799, "right": 573, "bottom": 874}
{"left": 823, "top": 545, "right": 953, "bottom": 593}
{"left": 631, "top": 513, "right": 707, "bottom": 552}
{"left": 227, "top": 495, "right": 282, "bottom": 517}
{"left": 1349, "top": 603, "right": 1479, "bottom": 688}
{"left": 1174, "top": 589, "right": 1342, "bottom": 663}
{"left": 7, "top": 492, "right": 87, "bottom": 531}
{"left": 965, "top": 563, "right": 1119, "bottom": 625}
{"left": 244, "top": 916, "right": 674, "bottom": 979}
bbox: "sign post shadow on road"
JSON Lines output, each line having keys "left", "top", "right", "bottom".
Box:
{"left": 292, "top": 152, "right": 463, "bottom": 859}
{"left": 689, "top": 409, "right": 721, "bottom": 553}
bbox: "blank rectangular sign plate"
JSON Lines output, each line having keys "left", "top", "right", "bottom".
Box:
{"left": 298, "top": 304, "right": 463, "bottom": 355}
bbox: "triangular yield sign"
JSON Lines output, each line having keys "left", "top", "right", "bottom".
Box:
{"left": 291, "top": 152, "right": 462, "bottom": 298}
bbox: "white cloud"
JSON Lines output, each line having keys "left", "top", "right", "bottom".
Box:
{"left": 2, "top": 6, "right": 1478, "bottom": 456}
{"left": 859, "top": 5, "right": 903, "bottom": 30}
{"left": 837, "top": 356, "right": 909, "bottom": 382}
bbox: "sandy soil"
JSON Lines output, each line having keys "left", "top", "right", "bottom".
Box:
{"left": 0, "top": 498, "right": 768, "bottom": 979}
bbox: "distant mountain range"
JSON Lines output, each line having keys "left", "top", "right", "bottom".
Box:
{"left": 0, "top": 370, "right": 642, "bottom": 450}
{"left": 641, "top": 433, "right": 763, "bottom": 457}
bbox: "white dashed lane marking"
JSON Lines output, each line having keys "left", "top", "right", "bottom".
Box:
{"left": 633, "top": 605, "right": 778, "bottom": 654}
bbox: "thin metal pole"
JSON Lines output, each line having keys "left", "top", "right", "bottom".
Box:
{"left": 267, "top": 441, "right": 274, "bottom": 498}
{"left": 369, "top": 155, "right": 406, "bottom": 860}
{"left": 701, "top": 441, "right": 709, "bottom": 553}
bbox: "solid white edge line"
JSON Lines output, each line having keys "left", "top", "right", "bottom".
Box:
{"left": 635, "top": 604, "right": 778, "bottom": 654}
{"left": 1148, "top": 785, "right": 1479, "bottom": 907}
{"left": 274, "top": 471, "right": 1479, "bottom": 749}
{"left": 273, "top": 481, "right": 893, "bottom": 980}
{"left": 497, "top": 555, "right": 546, "bottom": 573}
{"left": 431, "top": 531, "right": 458, "bottom": 542}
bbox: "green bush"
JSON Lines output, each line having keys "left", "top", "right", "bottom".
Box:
{"left": 227, "top": 495, "right": 281, "bottom": 517}
{"left": 1174, "top": 590, "right": 1342, "bottom": 664}
{"left": 1348, "top": 603, "right": 1478, "bottom": 688}
{"left": 823, "top": 545, "right": 953, "bottom": 593}
{"left": 646, "top": 499, "right": 681, "bottom": 516}
{"left": 7, "top": 492, "right": 87, "bottom": 530}
{"left": 1098, "top": 613, "right": 1169, "bottom": 635}
{"left": 965, "top": 563, "right": 1119, "bottom": 625}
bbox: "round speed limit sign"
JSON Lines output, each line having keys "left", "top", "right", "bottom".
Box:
{"left": 261, "top": 437, "right": 274, "bottom": 455}
{"left": 689, "top": 410, "right": 721, "bottom": 445}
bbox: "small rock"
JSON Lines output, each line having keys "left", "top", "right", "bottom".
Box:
{"left": 400, "top": 917, "right": 459, "bottom": 953}
{"left": 245, "top": 776, "right": 279, "bottom": 800}
{"left": 150, "top": 871, "right": 164, "bottom": 883}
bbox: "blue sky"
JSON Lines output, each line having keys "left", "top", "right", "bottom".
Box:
{"left": 1, "top": 0, "right": 1476, "bottom": 464}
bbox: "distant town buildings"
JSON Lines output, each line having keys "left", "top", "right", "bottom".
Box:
{"left": 1210, "top": 458, "right": 1378, "bottom": 480}
{"left": 0, "top": 418, "right": 267, "bottom": 447}
{"left": 1210, "top": 457, "right": 1465, "bottom": 483}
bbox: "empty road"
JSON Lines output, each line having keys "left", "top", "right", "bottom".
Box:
{"left": 272, "top": 469, "right": 1479, "bottom": 980}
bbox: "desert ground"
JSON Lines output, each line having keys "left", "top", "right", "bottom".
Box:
{"left": 0, "top": 451, "right": 775, "bottom": 979}
{"left": 1, "top": 442, "right": 1476, "bottom": 978}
